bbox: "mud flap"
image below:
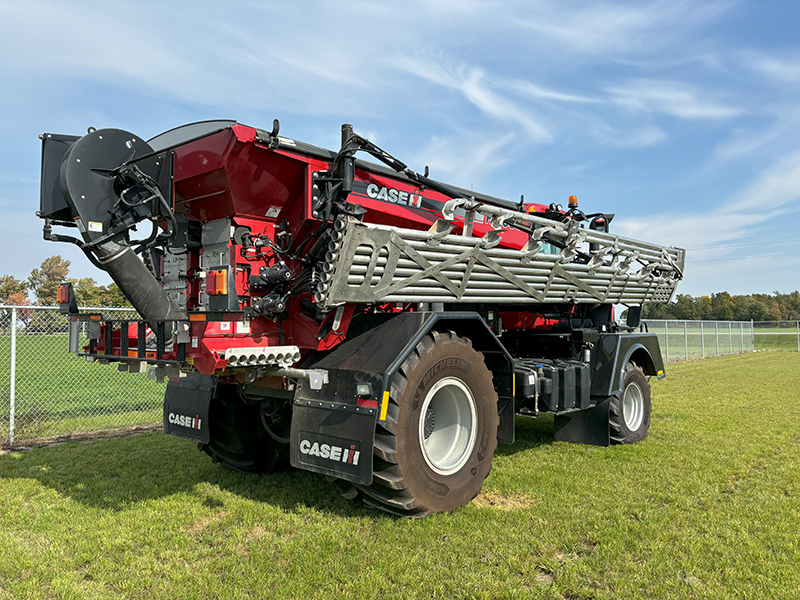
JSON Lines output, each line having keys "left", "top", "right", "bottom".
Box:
{"left": 290, "top": 399, "right": 376, "bottom": 485}
{"left": 163, "top": 374, "right": 215, "bottom": 444}
{"left": 553, "top": 397, "right": 610, "bottom": 447}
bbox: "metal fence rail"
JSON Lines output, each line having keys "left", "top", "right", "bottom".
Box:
{"left": 0, "top": 305, "right": 165, "bottom": 448}
{"left": 642, "top": 319, "right": 754, "bottom": 363}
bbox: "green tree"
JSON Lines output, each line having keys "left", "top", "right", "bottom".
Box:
{"left": 28, "top": 256, "right": 70, "bottom": 305}
{"left": 672, "top": 294, "right": 697, "bottom": 320}
{"left": 103, "top": 283, "right": 133, "bottom": 308}
{"left": 0, "top": 275, "right": 28, "bottom": 303}
{"left": 696, "top": 296, "right": 712, "bottom": 320}
{"left": 711, "top": 291, "right": 734, "bottom": 320}
{"left": 768, "top": 301, "right": 782, "bottom": 321}
{"left": 67, "top": 277, "right": 107, "bottom": 307}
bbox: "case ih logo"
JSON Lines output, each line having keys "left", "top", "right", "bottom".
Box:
{"left": 366, "top": 183, "right": 423, "bottom": 208}
{"left": 168, "top": 412, "right": 202, "bottom": 430}
{"left": 299, "top": 439, "right": 360, "bottom": 465}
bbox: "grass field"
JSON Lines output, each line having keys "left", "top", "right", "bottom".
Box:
{"left": 0, "top": 352, "right": 798, "bottom": 599}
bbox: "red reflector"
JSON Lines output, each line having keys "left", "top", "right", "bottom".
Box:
{"left": 357, "top": 399, "right": 379, "bottom": 409}
{"left": 206, "top": 269, "right": 228, "bottom": 296}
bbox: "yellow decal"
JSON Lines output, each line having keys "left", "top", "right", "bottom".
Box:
{"left": 380, "top": 390, "right": 390, "bottom": 421}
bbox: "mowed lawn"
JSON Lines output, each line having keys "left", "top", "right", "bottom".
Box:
{"left": 0, "top": 352, "right": 798, "bottom": 599}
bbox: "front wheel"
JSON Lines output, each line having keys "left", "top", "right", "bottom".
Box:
{"left": 609, "top": 362, "right": 651, "bottom": 444}
{"left": 347, "top": 331, "right": 499, "bottom": 517}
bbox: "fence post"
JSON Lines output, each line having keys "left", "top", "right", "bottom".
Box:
{"left": 751, "top": 319, "right": 754, "bottom": 352}
{"left": 740, "top": 323, "right": 744, "bottom": 353}
{"left": 797, "top": 321, "right": 799, "bottom": 353}
{"left": 684, "top": 321, "right": 688, "bottom": 361}
{"left": 701, "top": 321, "right": 705, "bottom": 358}
{"left": 715, "top": 321, "right": 719, "bottom": 357}
{"left": 665, "top": 321, "right": 669, "bottom": 362}
{"left": 9, "top": 307, "right": 16, "bottom": 447}
{"left": 728, "top": 322, "right": 732, "bottom": 355}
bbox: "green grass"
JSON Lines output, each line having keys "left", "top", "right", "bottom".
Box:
{"left": 1, "top": 352, "right": 798, "bottom": 599}
{"left": 0, "top": 335, "right": 164, "bottom": 445}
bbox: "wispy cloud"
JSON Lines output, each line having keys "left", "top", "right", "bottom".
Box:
{"left": 502, "top": 81, "right": 599, "bottom": 104}
{"left": 395, "top": 57, "right": 552, "bottom": 143}
{"left": 415, "top": 131, "right": 519, "bottom": 186}
{"left": 515, "top": 0, "right": 735, "bottom": 56}
{"left": 614, "top": 150, "right": 800, "bottom": 285}
{"left": 606, "top": 79, "right": 742, "bottom": 119}
{"left": 728, "top": 150, "right": 800, "bottom": 211}
{"left": 742, "top": 52, "right": 800, "bottom": 83}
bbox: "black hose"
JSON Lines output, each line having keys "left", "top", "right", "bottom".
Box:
{"left": 94, "top": 235, "right": 184, "bottom": 338}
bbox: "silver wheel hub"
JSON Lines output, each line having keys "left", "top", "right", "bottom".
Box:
{"left": 418, "top": 377, "right": 478, "bottom": 476}
{"left": 622, "top": 381, "right": 645, "bottom": 431}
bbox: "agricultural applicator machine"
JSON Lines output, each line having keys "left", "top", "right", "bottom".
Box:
{"left": 38, "top": 119, "right": 684, "bottom": 516}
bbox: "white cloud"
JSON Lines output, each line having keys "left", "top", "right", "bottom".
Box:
{"left": 415, "top": 131, "right": 518, "bottom": 187}
{"left": 614, "top": 150, "right": 800, "bottom": 294}
{"left": 728, "top": 150, "right": 800, "bottom": 211}
{"left": 502, "top": 81, "right": 598, "bottom": 104}
{"left": 395, "top": 57, "right": 552, "bottom": 143}
{"left": 515, "top": 0, "right": 734, "bottom": 56}
{"left": 743, "top": 53, "right": 800, "bottom": 83}
{"left": 616, "top": 151, "right": 800, "bottom": 248}
{"left": 606, "top": 79, "right": 742, "bottom": 119}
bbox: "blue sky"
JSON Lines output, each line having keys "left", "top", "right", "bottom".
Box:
{"left": 1, "top": 0, "right": 799, "bottom": 298}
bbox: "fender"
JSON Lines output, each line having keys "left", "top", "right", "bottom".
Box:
{"left": 591, "top": 332, "right": 664, "bottom": 397}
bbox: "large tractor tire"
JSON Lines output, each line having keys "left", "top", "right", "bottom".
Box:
{"left": 344, "top": 331, "right": 499, "bottom": 517}
{"left": 609, "top": 362, "right": 651, "bottom": 444}
{"left": 200, "top": 384, "right": 290, "bottom": 474}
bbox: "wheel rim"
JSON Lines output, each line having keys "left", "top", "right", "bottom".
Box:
{"left": 418, "top": 377, "right": 478, "bottom": 476}
{"left": 622, "top": 381, "right": 645, "bottom": 431}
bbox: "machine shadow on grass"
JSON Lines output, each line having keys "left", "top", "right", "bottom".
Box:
{"left": 0, "top": 416, "right": 557, "bottom": 517}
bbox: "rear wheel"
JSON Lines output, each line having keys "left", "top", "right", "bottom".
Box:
{"left": 345, "top": 331, "right": 499, "bottom": 517}
{"left": 200, "top": 384, "right": 290, "bottom": 473}
{"left": 609, "top": 362, "right": 651, "bottom": 444}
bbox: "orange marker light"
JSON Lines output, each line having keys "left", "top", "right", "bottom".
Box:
{"left": 568, "top": 195, "right": 578, "bottom": 208}
{"left": 215, "top": 269, "right": 228, "bottom": 295}
{"left": 206, "top": 269, "right": 228, "bottom": 296}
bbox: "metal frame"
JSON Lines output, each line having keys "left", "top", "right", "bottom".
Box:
{"left": 317, "top": 212, "right": 684, "bottom": 309}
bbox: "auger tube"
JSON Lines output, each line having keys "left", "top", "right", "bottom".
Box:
{"left": 94, "top": 236, "right": 184, "bottom": 338}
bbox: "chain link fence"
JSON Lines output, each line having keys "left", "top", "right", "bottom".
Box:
{"left": 642, "top": 320, "right": 755, "bottom": 363}
{"left": 752, "top": 320, "right": 800, "bottom": 352}
{"left": 0, "top": 305, "right": 165, "bottom": 448}
{"left": 2, "top": 308, "right": 793, "bottom": 447}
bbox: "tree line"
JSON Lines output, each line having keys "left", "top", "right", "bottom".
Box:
{"left": 0, "top": 255, "right": 132, "bottom": 309}
{"left": 642, "top": 291, "right": 800, "bottom": 322}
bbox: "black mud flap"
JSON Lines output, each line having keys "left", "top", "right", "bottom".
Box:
{"left": 163, "top": 374, "right": 215, "bottom": 444}
{"left": 290, "top": 399, "right": 376, "bottom": 485}
{"left": 553, "top": 397, "right": 611, "bottom": 447}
